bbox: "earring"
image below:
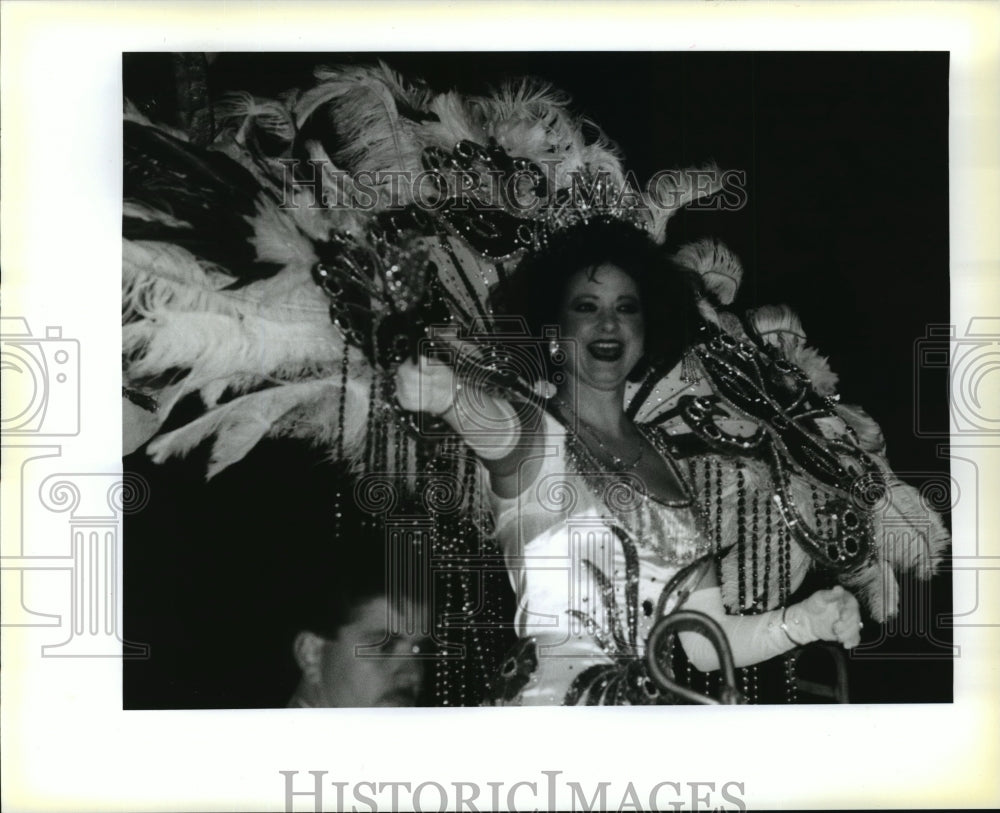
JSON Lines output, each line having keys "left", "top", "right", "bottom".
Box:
{"left": 549, "top": 339, "right": 560, "bottom": 362}
{"left": 532, "top": 379, "right": 557, "bottom": 399}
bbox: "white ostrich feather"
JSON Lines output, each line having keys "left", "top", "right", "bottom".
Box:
{"left": 475, "top": 79, "right": 573, "bottom": 128}
{"left": 474, "top": 80, "right": 571, "bottom": 151}
{"left": 842, "top": 564, "right": 899, "bottom": 624}
{"left": 279, "top": 365, "right": 376, "bottom": 468}
{"left": 788, "top": 345, "right": 839, "bottom": 396}
{"left": 123, "top": 240, "right": 238, "bottom": 321}
{"left": 295, "top": 63, "right": 426, "bottom": 178}
{"left": 304, "top": 62, "right": 432, "bottom": 125}
{"left": 248, "top": 196, "right": 319, "bottom": 270}
{"left": 672, "top": 238, "right": 743, "bottom": 305}
{"left": 644, "top": 164, "right": 723, "bottom": 244}
{"left": 748, "top": 304, "right": 839, "bottom": 396}
{"left": 470, "top": 80, "right": 624, "bottom": 190}
{"left": 124, "top": 100, "right": 189, "bottom": 141}
{"left": 747, "top": 303, "right": 806, "bottom": 346}
{"left": 147, "top": 378, "right": 341, "bottom": 477}
{"left": 284, "top": 139, "right": 375, "bottom": 229}
{"left": 124, "top": 238, "right": 330, "bottom": 322}
{"left": 834, "top": 402, "right": 886, "bottom": 454}
{"left": 876, "top": 470, "right": 951, "bottom": 577}
{"left": 422, "top": 91, "right": 486, "bottom": 150}
{"left": 124, "top": 310, "right": 342, "bottom": 386}
{"left": 123, "top": 200, "right": 192, "bottom": 229}
{"left": 200, "top": 373, "right": 265, "bottom": 409}
{"left": 215, "top": 90, "right": 297, "bottom": 146}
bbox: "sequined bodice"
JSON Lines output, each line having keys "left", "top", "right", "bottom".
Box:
{"left": 490, "top": 411, "right": 713, "bottom": 704}
{"left": 492, "top": 413, "right": 709, "bottom": 564}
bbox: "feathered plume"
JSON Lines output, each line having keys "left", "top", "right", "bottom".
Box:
{"left": 747, "top": 304, "right": 839, "bottom": 396}
{"left": 643, "top": 163, "right": 724, "bottom": 244}
{"left": 672, "top": 238, "right": 743, "bottom": 306}
{"left": 294, "top": 62, "right": 430, "bottom": 185}
{"left": 215, "top": 90, "right": 297, "bottom": 148}
{"left": 146, "top": 378, "right": 346, "bottom": 478}
{"left": 124, "top": 310, "right": 340, "bottom": 394}
{"left": 833, "top": 402, "right": 886, "bottom": 454}
{"left": 472, "top": 79, "right": 624, "bottom": 189}
{"left": 423, "top": 91, "right": 486, "bottom": 151}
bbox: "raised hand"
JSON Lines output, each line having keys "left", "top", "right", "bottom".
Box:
{"left": 393, "top": 356, "right": 457, "bottom": 416}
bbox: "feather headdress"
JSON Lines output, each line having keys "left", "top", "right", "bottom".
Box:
{"left": 122, "top": 62, "right": 725, "bottom": 469}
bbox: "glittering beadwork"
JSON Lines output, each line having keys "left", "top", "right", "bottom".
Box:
{"left": 536, "top": 411, "right": 721, "bottom": 705}
{"left": 686, "top": 332, "right": 884, "bottom": 574}
{"left": 558, "top": 411, "right": 712, "bottom": 567}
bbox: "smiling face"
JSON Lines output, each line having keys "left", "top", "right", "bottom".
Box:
{"left": 558, "top": 263, "right": 646, "bottom": 391}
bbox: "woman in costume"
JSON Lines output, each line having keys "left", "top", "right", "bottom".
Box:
{"left": 394, "top": 218, "right": 863, "bottom": 705}
{"left": 122, "top": 60, "right": 949, "bottom": 705}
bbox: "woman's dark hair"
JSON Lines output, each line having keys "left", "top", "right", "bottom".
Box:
{"left": 490, "top": 218, "right": 706, "bottom": 382}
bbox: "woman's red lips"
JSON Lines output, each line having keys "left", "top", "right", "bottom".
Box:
{"left": 587, "top": 341, "right": 624, "bottom": 361}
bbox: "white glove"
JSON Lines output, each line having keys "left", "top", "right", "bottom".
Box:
{"left": 786, "top": 585, "right": 863, "bottom": 649}
{"left": 393, "top": 356, "right": 457, "bottom": 417}
{"left": 677, "top": 585, "right": 863, "bottom": 672}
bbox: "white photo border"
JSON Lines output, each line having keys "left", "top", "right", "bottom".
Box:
{"left": 2, "top": 1, "right": 998, "bottom": 811}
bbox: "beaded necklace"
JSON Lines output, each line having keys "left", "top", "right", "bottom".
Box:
{"left": 552, "top": 395, "right": 644, "bottom": 472}
{"left": 551, "top": 399, "right": 711, "bottom": 564}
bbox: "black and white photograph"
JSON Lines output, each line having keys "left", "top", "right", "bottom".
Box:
{"left": 122, "top": 51, "right": 952, "bottom": 710}
{"left": 3, "top": 3, "right": 999, "bottom": 812}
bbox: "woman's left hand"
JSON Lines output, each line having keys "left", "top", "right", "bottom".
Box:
{"left": 791, "top": 585, "right": 863, "bottom": 649}
{"left": 829, "top": 587, "right": 863, "bottom": 649}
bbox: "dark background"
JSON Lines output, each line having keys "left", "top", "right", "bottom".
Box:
{"left": 124, "top": 52, "right": 952, "bottom": 706}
